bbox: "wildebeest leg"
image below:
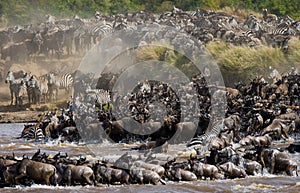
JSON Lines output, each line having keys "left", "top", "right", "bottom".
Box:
{"left": 270, "top": 156, "right": 276, "bottom": 174}
{"left": 17, "top": 96, "right": 22, "bottom": 106}
{"left": 14, "top": 172, "right": 27, "bottom": 184}
{"left": 281, "top": 127, "right": 289, "bottom": 139}
{"left": 10, "top": 88, "right": 14, "bottom": 105}
{"left": 83, "top": 173, "right": 93, "bottom": 185}
{"left": 44, "top": 176, "right": 50, "bottom": 186}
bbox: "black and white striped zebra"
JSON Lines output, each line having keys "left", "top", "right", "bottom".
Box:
{"left": 16, "top": 81, "right": 27, "bottom": 105}
{"left": 259, "top": 23, "right": 289, "bottom": 35}
{"left": 38, "top": 76, "right": 49, "bottom": 103}
{"left": 5, "top": 71, "right": 28, "bottom": 105}
{"left": 242, "top": 30, "right": 256, "bottom": 38}
{"left": 89, "top": 21, "right": 114, "bottom": 43}
{"left": 91, "top": 22, "right": 114, "bottom": 35}
{"left": 187, "top": 119, "right": 225, "bottom": 147}
{"left": 20, "top": 125, "right": 45, "bottom": 141}
{"left": 27, "top": 75, "right": 41, "bottom": 104}
{"left": 47, "top": 72, "right": 74, "bottom": 101}
{"left": 60, "top": 73, "right": 74, "bottom": 93}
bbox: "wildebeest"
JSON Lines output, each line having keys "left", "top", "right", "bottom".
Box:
{"left": 243, "top": 159, "right": 263, "bottom": 175}
{"left": 132, "top": 160, "right": 165, "bottom": 177}
{"left": 55, "top": 163, "right": 95, "bottom": 186}
{"left": 14, "top": 158, "right": 57, "bottom": 185}
{"left": 130, "top": 166, "right": 166, "bottom": 185}
{"left": 169, "top": 122, "right": 197, "bottom": 144}
{"left": 287, "top": 142, "right": 300, "bottom": 153}
{"left": 1, "top": 42, "right": 26, "bottom": 61}
{"left": 260, "top": 148, "right": 298, "bottom": 176}
{"left": 94, "top": 162, "right": 130, "bottom": 185}
{"left": 165, "top": 166, "right": 197, "bottom": 181}
{"left": 189, "top": 159, "right": 220, "bottom": 180}
{"left": 239, "top": 135, "right": 255, "bottom": 146}
{"left": 252, "top": 134, "right": 272, "bottom": 147}
{"left": 218, "top": 162, "right": 247, "bottom": 179}
{"left": 261, "top": 119, "right": 295, "bottom": 139}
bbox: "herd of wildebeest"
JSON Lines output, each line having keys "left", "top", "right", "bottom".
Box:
{"left": 0, "top": 7, "right": 300, "bottom": 188}
{"left": 0, "top": 67, "right": 299, "bottom": 187}
{"left": 0, "top": 6, "right": 299, "bottom": 64}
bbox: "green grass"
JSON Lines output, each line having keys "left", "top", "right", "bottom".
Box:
{"left": 206, "top": 41, "right": 299, "bottom": 85}
{"left": 137, "top": 41, "right": 300, "bottom": 86}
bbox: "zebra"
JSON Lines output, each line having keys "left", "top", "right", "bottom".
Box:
{"left": 242, "top": 30, "right": 256, "bottom": 38}
{"left": 85, "top": 88, "right": 111, "bottom": 106}
{"left": 47, "top": 72, "right": 74, "bottom": 101}
{"left": 38, "top": 76, "right": 49, "bottom": 103}
{"left": 60, "top": 73, "right": 74, "bottom": 94}
{"left": 16, "top": 81, "right": 27, "bottom": 105}
{"left": 5, "top": 71, "right": 27, "bottom": 105}
{"left": 20, "top": 124, "right": 45, "bottom": 141}
{"left": 259, "top": 23, "right": 289, "bottom": 35}
{"left": 187, "top": 119, "right": 225, "bottom": 147}
{"left": 27, "top": 75, "right": 41, "bottom": 104}
{"left": 89, "top": 22, "right": 114, "bottom": 43}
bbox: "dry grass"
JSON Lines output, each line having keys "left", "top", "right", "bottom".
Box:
{"left": 206, "top": 41, "right": 299, "bottom": 85}
{"left": 218, "top": 6, "right": 263, "bottom": 22}
{"left": 287, "top": 37, "right": 300, "bottom": 67}
{"left": 136, "top": 45, "right": 168, "bottom": 62}
{"left": 135, "top": 40, "right": 300, "bottom": 86}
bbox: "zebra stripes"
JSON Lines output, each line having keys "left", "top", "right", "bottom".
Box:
{"left": 47, "top": 72, "right": 73, "bottom": 101}
{"left": 59, "top": 73, "right": 74, "bottom": 92}
{"left": 5, "top": 71, "right": 28, "bottom": 105}
{"left": 48, "top": 72, "right": 74, "bottom": 90}
{"left": 92, "top": 23, "right": 114, "bottom": 36}
{"left": 242, "top": 30, "right": 256, "bottom": 38}
{"left": 260, "top": 23, "right": 289, "bottom": 35}
{"left": 187, "top": 119, "right": 225, "bottom": 147}
{"left": 17, "top": 81, "right": 27, "bottom": 105}
{"left": 21, "top": 125, "right": 45, "bottom": 141}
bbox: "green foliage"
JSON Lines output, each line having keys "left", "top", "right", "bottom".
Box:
{"left": 0, "top": 0, "right": 299, "bottom": 26}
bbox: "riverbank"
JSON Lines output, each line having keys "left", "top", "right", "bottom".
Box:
{"left": 0, "top": 99, "right": 68, "bottom": 123}
{"left": 0, "top": 110, "right": 42, "bottom": 123}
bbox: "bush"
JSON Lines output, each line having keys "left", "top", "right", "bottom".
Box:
{"left": 206, "top": 41, "right": 297, "bottom": 85}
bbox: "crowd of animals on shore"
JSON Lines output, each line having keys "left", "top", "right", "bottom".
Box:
{"left": 2, "top": 6, "right": 300, "bottom": 107}
{"left": 4, "top": 70, "right": 74, "bottom": 106}
{"left": 0, "top": 7, "right": 299, "bottom": 64}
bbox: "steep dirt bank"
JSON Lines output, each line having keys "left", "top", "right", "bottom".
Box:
{"left": 0, "top": 110, "right": 41, "bottom": 123}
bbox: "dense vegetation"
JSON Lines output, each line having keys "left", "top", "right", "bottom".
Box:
{"left": 0, "top": 0, "right": 299, "bottom": 26}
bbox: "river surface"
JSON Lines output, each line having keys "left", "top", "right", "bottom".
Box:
{"left": 0, "top": 123, "right": 299, "bottom": 193}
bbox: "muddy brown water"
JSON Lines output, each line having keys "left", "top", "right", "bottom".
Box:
{"left": 0, "top": 123, "right": 299, "bottom": 193}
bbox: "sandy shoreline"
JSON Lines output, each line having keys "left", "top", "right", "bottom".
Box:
{"left": 0, "top": 110, "right": 42, "bottom": 123}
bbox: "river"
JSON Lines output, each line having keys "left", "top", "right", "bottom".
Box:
{"left": 0, "top": 123, "right": 299, "bottom": 193}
